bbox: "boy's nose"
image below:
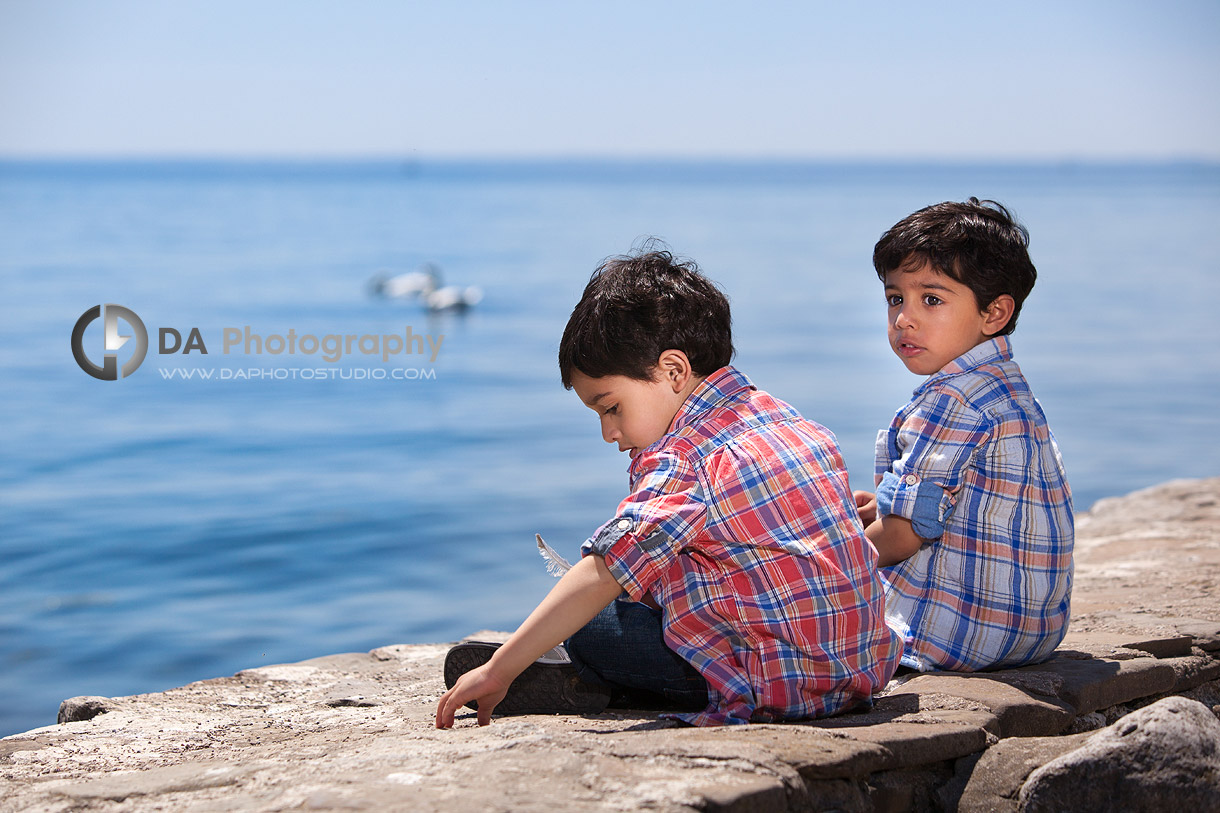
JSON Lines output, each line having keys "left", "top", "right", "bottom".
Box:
{"left": 893, "top": 308, "right": 915, "bottom": 329}
{"left": 601, "top": 423, "right": 619, "bottom": 444}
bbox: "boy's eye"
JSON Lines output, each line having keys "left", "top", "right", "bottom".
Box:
{"left": 603, "top": 405, "right": 618, "bottom": 416}
{"left": 923, "top": 295, "right": 942, "bottom": 306}
{"left": 885, "top": 294, "right": 902, "bottom": 307}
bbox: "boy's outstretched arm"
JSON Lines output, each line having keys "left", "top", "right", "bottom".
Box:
{"left": 864, "top": 514, "right": 926, "bottom": 568}
{"left": 435, "top": 553, "right": 624, "bottom": 729}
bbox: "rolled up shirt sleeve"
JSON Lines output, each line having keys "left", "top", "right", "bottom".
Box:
{"left": 878, "top": 389, "right": 992, "bottom": 540}
{"left": 582, "top": 449, "right": 707, "bottom": 601}
{"left": 876, "top": 470, "right": 952, "bottom": 539}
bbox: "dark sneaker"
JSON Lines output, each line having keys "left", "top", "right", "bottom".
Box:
{"left": 443, "top": 641, "right": 611, "bottom": 716}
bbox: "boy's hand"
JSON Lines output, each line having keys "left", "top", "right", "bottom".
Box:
{"left": 434, "top": 555, "right": 625, "bottom": 731}
{"left": 853, "top": 491, "right": 877, "bottom": 525}
{"left": 435, "top": 662, "right": 511, "bottom": 728}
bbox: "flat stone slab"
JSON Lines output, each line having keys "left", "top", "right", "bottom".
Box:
{"left": 879, "top": 674, "right": 1075, "bottom": 738}
{"left": 2, "top": 477, "right": 1219, "bottom": 812}
{"left": 1007, "top": 653, "right": 1178, "bottom": 716}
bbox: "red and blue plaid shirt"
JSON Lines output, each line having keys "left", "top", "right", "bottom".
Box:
{"left": 876, "top": 336, "right": 1074, "bottom": 672}
{"left": 584, "top": 367, "right": 900, "bottom": 726}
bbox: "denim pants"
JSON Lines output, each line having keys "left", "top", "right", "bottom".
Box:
{"left": 565, "top": 598, "right": 708, "bottom": 710}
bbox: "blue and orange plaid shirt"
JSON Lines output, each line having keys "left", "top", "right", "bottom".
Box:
{"left": 584, "top": 366, "right": 900, "bottom": 726}
{"left": 876, "top": 336, "right": 1074, "bottom": 672}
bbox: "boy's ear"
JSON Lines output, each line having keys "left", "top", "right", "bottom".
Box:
{"left": 982, "top": 295, "right": 1015, "bottom": 335}
{"left": 656, "top": 349, "right": 693, "bottom": 393}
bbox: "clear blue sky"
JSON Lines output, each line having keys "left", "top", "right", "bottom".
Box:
{"left": 2, "top": 0, "right": 1217, "bottom": 159}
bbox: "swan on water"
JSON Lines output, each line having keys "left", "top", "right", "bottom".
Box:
{"left": 367, "top": 263, "right": 441, "bottom": 299}
{"left": 368, "top": 263, "right": 482, "bottom": 311}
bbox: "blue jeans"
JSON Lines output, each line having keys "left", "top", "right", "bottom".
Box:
{"left": 565, "top": 598, "right": 708, "bottom": 710}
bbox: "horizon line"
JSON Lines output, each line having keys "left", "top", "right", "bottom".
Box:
{"left": 2, "top": 153, "right": 1218, "bottom": 167}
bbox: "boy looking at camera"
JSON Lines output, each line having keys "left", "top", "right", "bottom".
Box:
{"left": 437, "top": 248, "right": 900, "bottom": 728}
{"left": 855, "top": 199, "right": 1074, "bottom": 673}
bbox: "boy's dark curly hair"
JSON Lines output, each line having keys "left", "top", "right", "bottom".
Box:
{"left": 873, "top": 198, "right": 1037, "bottom": 336}
{"left": 559, "top": 243, "right": 734, "bottom": 388}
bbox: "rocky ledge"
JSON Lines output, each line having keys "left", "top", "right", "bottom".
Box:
{"left": 3, "top": 478, "right": 1220, "bottom": 812}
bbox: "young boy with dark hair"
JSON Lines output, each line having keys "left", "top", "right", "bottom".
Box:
{"left": 855, "top": 199, "right": 1074, "bottom": 673}
{"left": 437, "top": 247, "right": 900, "bottom": 728}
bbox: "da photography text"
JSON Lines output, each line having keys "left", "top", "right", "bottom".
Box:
{"left": 166, "top": 325, "right": 444, "bottom": 363}
{"left": 72, "top": 304, "right": 445, "bottom": 381}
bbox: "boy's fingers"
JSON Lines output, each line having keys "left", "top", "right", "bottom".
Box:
{"left": 435, "top": 691, "right": 452, "bottom": 729}
{"left": 436, "top": 686, "right": 466, "bottom": 729}
{"left": 852, "top": 491, "right": 877, "bottom": 523}
{"left": 436, "top": 666, "right": 509, "bottom": 728}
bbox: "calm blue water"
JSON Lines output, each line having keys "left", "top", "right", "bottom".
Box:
{"left": 2, "top": 160, "right": 1218, "bottom": 738}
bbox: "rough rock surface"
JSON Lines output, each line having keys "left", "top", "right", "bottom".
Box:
{"left": 958, "top": 694, "right": 1220, "bottom": 813}
{"left": 3, "top": 477, "right": 1219, "bottom": 812}
{"left": 1018, "top": 696, "right": 1220, "bottom": 812}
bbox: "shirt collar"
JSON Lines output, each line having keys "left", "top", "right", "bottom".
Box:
{"left": 926, "top": 335, "right": 1013, "bottom": 384}
{"left": 668, "top": 365, "right": 755, "bottom": 435}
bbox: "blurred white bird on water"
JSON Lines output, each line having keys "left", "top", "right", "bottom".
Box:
{"left": 368, "top": 263, "right": 483, "bottom": 312}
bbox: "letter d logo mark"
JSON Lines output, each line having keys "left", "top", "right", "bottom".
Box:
{"left": 71, "top": 304, "right": 148, "bottom": 380}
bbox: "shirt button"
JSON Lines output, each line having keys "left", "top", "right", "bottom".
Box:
{"left": 904, "top": 474, "right": 919, "bottom": 486}
{"left": 617, "top": 519, "right": 631, "bottom": 530}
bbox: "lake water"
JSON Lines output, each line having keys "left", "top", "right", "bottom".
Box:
{"left": 2, "top": 160, "right": 1217, "bottom": 738}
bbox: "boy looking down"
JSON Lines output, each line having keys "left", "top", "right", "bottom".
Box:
{"left": 438, "top": 247, "right": 899, "bottom": 727}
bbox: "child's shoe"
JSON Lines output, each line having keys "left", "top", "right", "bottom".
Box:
{"left": 443, "top": 641, "right": 611, "bottom": 715}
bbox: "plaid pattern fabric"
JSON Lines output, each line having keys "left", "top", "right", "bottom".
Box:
{"left": 876, "top": 336, "right": 1074, "bottom": 672}
{"left": 584, "top": 367, "right": 900, "bottom": 726}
